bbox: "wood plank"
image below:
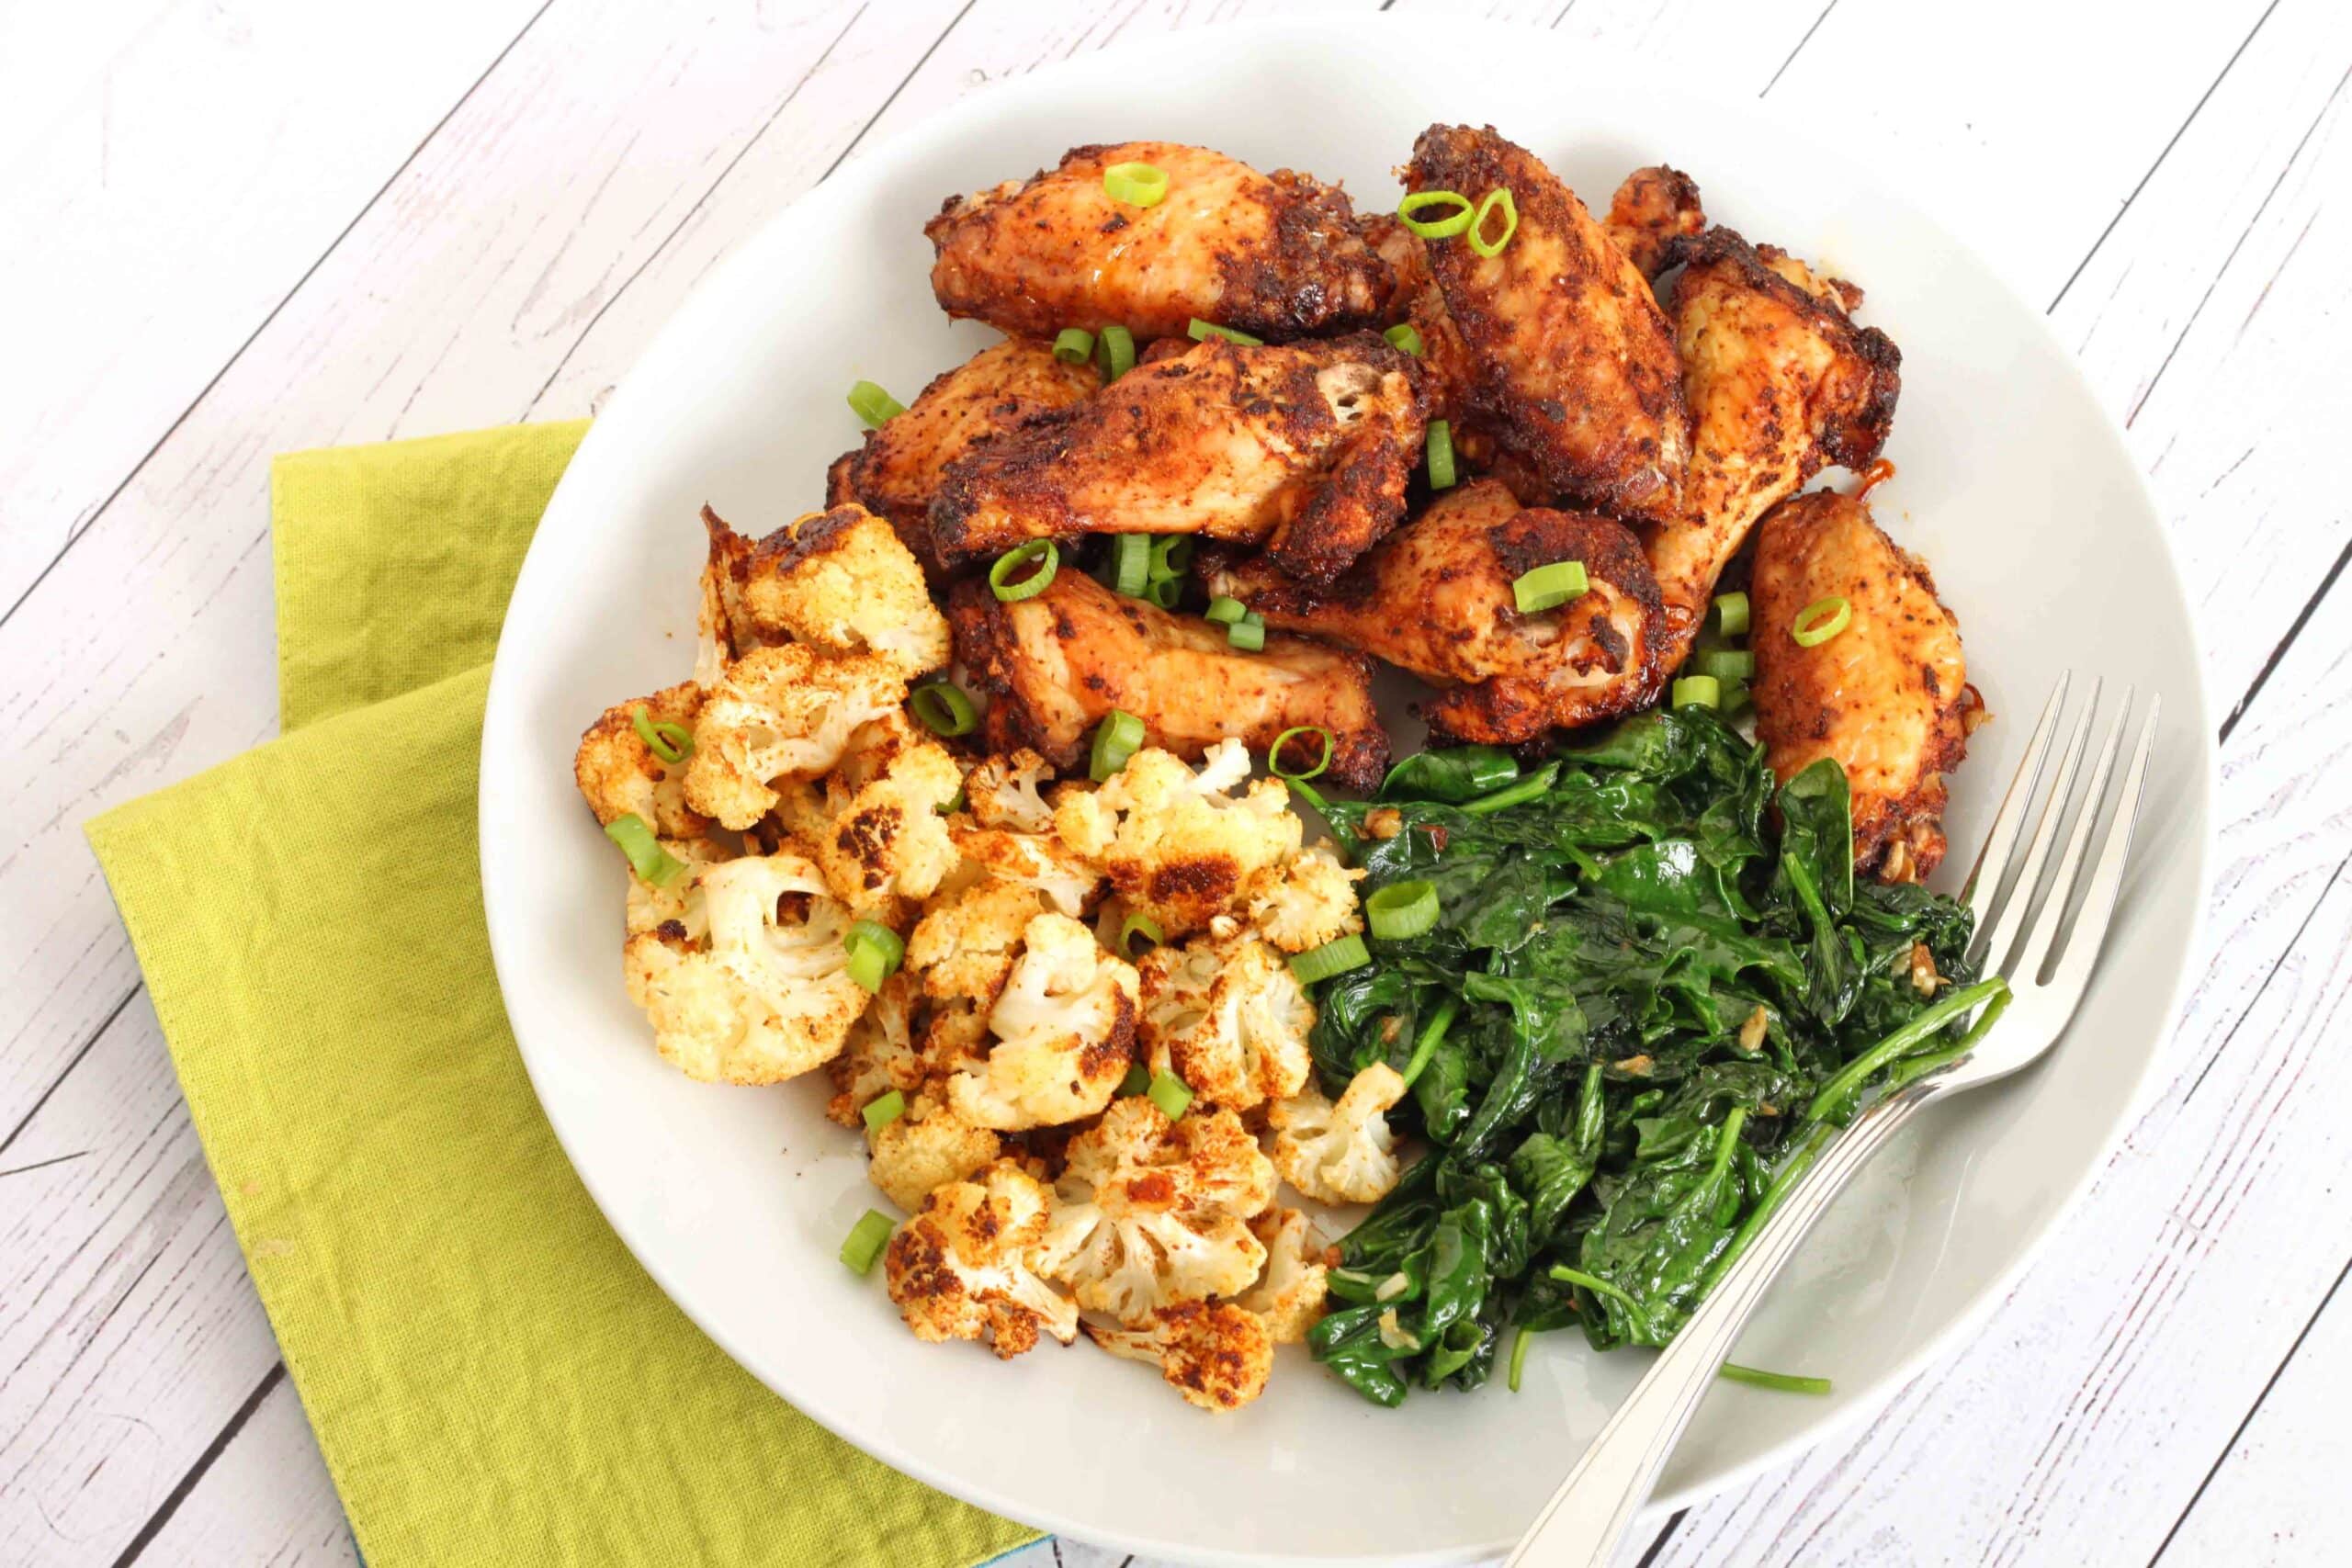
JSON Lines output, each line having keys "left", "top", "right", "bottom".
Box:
{"left": 132, "top": 1371, "right": 362, "bottom": 1568}
{"left": 0, "top": 0, "right": 546, "bottom": 615}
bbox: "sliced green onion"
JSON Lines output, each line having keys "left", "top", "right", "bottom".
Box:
{"left": 844, "top": 919, "right": 905, "bottom": 993}
{"left": 1147, "top": 1070, "right": 1193, "bottom": 1122}
{"left": 629, "top": 704, "right": 694, "bottom": 764}
{"left": 1111, "top": 533, "right": 1152, "bottom": 597}
{"left": 1719, "top": 1362, "right": 1832, "bottom": 1396}
{"left": 1188, "top": 318, "right": 1263, "bottom": 346}
{"left": 1119, "top": 911, "right": 1165, "bottom": 958}
{"left": 1511, "top": 559, "right": 1588, "bottom": 614}
{"left": 605, "top": 814, "right": 684, "bottom": 886}
{"left": 1384, "top": 322, "right": 1424, "bottom": 356}
{"left": 1118, "top": 1062, "right": 1152, "bottom": 1097}
{"left": 1227, "top": 614, "right": 1266, "bottom": 652}
{"left": 847, "top": 380, "right": 903, "bottom": 427}
{"left": 989, "top": 540, "right": 1058, "bottom": 602}
{"left": 1097, "top": 324, "right": 1136, "bottom": 382}
{"left": 1397, "top": 189, "right": 1476, "bottom": 239}
{"left": 1269, "top": 726, "right": 1334, "bottom": 782}
{"left": 1290, "top": 933, "right": 1371, "bottom": 984}
{"left": 1052, "top": 326, "right": 1095, "bottom": 365}
{"left": 1467, "top": 186, "right": 1519, "bottom": 257}
{"left": 1673, "top": 675, "right": 1721, "bottom": 709}
{"left": 938, "top": 785, "right": 967, "bottom": 815}
{"left": 1145, "top": 573, "right": 1183, "bottom": 610}
{"left": 840, "top": 1209, "right": 895, "bottom": 1274}
{"left": 1713, "top": 591, "right": 1750, "bottom": 637}
{"left": 1204, "top": 596, "right": 1250, "bottom": 626}
{"left": 862, "top": 1089, "right": 906, "bottom": 1132}
{"left": 1102, "top": 161, "right": 1169, "bottom": 207}
{"left": 1792, "top": 595, "right": 1852, "bottom": 648}
{"left": 1509, "top": 1325, "right": 1533, "bottom": 1393}
{"left": 1426, "top": 420, "right": 1457, "bottom": 490}
{"left": 910, "top": 681, "right": 978, "bottom": 738}
{"left": 1148, "top": 536, "right": 1192, "bottom": 581}
{"left": 1723, "top": 681, "right": 1752, "bottom": 715}
{"left": 1365, "top": 879, "right": 1441, "bottom": 941}
{"left": 1697, "top": 649, "right": 1755, "bottom": 683}
{"left": 1090, "top": 708, "right": 1146, "bottom": 781}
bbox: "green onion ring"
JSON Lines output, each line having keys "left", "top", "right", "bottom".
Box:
{"left": 861, "top": 1089, "right": 906, "bottom": 1132}
{"left": 1148, "top": 536, "right": 1192, "bottom": 581}
{"left": 1426, "top": 420, "right": 1457, "bottom": 490}
{"left": 1697, "top": 649, "right": 1755, "bottom": 683}
{"left": 989, "top": 540, "right": 1059, "bottom": 602}
{"left": 1096, "top": 323, "right": 1136, "bottom": 382}
{"left": 843, "top": 919, "right": 905, "bottom": 993}
{"left": 1384, "top": 322, "right": 1424, "bottom": 356}
{"left": 1511, "top": 560, "right": 1588, "bottom": 614}
{"left": 1110, "top": 533, "right": 1152, "bottom": 597}
{"left": 1147, "top": 1070, "right": 1193, "bottom": 1122}
{"left": 1118, "top": 1061, "right": 1152, "bottom": 1097}
{"left": 839, "top": 1210, "right": 894, "bottom": 1275}
{"left": 1268, "top": 726, "right": 1334, "bottom": 782}
{"left": 1792, "top": 595, "right": 1852, "bottom": 648}
{"left": 1397, "top": 189, "right": 1476, "bottom": 239}
{"left": 910, "top": 681, "right": 978, "bottom": 738}
{"left": 1673, "top": 674, "right": 1721, "bottom": 709}
{"left": 1102, "top": 161, "right": 1169, "bottom": 207}
{"left": 1144, "top": 573, "right": 1183, "bottom": 611}
{"left": 1364, "top": 879, "right": 1441, "bottom": 942}
{"left": 1089, "top": 708, "right": 1146, "bottom": 781}
{"left": 1119, "top": 911, "right": 1165, "bottom": 958}
{"left": 1187, "top": 318, "right": 1263, "bottom": 346}
{"left": 1468, "top": 186, "right": 1519, "bottom": 256}
{"left": 1288, "top": 933, "right": 1372, "bottom": 984}
{"left": 629, "top": 704, "right": 694, "bottom": 764}
{"left": 1052, "top": 326, "right": 1095, "bottom": 365}
{"left": 1713, "top": 591, "right": 1750, "bottom": 637}
{"left": 1226, "top": 614, "right": 1266, "bottom": 652}
{"left": 1204, "top": 596, "right": 1249, "bottom": 626}
{"left": 846, "top": 379, "right": 903, "bottom": 427}
{"left": 604, "top": 814, "right": 684, "bottom": 886}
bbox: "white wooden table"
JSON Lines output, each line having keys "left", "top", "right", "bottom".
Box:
{"left": 5, "top": 2, "right": 2347, "bottom": 1563}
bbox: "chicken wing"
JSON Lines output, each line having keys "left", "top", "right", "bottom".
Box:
{"left": 930, "top": 333, "right": 1428, "bottom": 585}
{"left": 827, "top": 336, "right": 1101, "bottom": 575}
{"left": 1398, "top": 125, "right": 1689, "bottom": 524}
{"left": 1642, "top": 226, "right": 1901, "bottom": 671}
{"left": 1604, "top": 164, "right": 1706, "bottom": 280}
{"left": 948, "top": 569, "right": 1387, "bottom": 791}
{"left": 1203, "top": 478, "right": 1664, "bottom": 746}
{"left": 1748, "top": 489, "right": 1977, "bottom": 882}
{"left": 925, "top": 141, "right": 1393, "bottom": 343}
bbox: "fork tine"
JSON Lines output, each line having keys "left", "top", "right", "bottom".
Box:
{"left": 1973, "top": 677, "right": 2101, "bottom": 981}
{"left": 2014, "top": 689, "right": 2133, "bottom": 986}
{"left": 1962, "top": 673, "right": 2071, "bottom": 965}
{"left": 2043, "top": 696, "right": 2161, "bottom": 1008}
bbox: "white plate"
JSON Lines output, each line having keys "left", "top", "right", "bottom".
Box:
{"left": 479, "top": 17, "right": 2214, "bottom": 1565}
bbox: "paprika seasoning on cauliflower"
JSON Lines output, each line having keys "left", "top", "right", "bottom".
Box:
{"left": 1137, "top": 930, "right": 1315, "bottom": 1112}
{"left": 865, "top": 1095, "right": 1001, "bottom": 1213}
{"left": 885, "top": 1159, "right": 1079, "bottom": 1358}
{"left": 1084, "top": 1301, "right": 1274, "bottom": 1413}
{"left": 797, "top": 714, "right": 964, "bottom": 915}
{"left": 683, "top": 644, "right": 911, "bottom": 830}
{"left": 573, "top": 680, "right": 711, "bottom": 840}
{"left": 1248, "top": 843, "right": 1366, "bottom": 954}
{"left": 734, "top": 502, "right": 951, "bottom": 679}
{"left": 1239, "top": 1206, "right": 1333, "bottom": 1345}
{"left": 946, "top": 913, "right": 1138, "bottom": 1131}
{"left": 1052, "top": 739, "right": 1299, "bottom": 939}
{"left": 1267, "top": 1062, "right": 1410, "bottom": 1204}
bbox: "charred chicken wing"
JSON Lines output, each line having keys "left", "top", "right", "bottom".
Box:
{"left": 949, "top": 569, "right": 1388, "bottom": 790}
{"left": 930, "top": 333, "right": 1428, "bottom": 585}
{"left": 1204, "top": 478, "right": 1664, "bottom": 746}
{"left": 1603, "top": 164, "right": 1707, "bottom": 280}
{"left": 1749, "top": 489, "right": 1976, "bottom": 882}
{"left": 925, "top": 141, "right": 1393, "bottom": 343}
{"left": 827, "top": 336, "right": 1101, "bottom": 575}
{"left": 1398, "top": 125, "right": 1689, "bottom": 524}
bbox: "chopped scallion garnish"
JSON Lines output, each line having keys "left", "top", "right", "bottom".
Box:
{"left": 1792, "top": 594, "right": 1852, "bottom": 648}
{"left": 1290, "top": 933, "right": 1371, "bottom": 984}
{"left": 1090, "top": 708, "right": 1146, "bottom": 781}
{"left": 1697, "top": 649, "right": 1755, "bottom": 683}
{"left": 1148, "top": 1070, "right": 1193, "bottom": 1122}
{"left": 861, "top": 1090, "right": 906, "bottom": 1132}
{"left": 840, "top": 1209, "right": 894, "bottom": 1275}
{"left": 1713, "top": 591, "right": 1750, "bottom": 637}
{"left": 910, "top": 681, "right": 978, "bottom": 738}
{"left": 988, "top": 539, "right": 1058, "bottom": 602}
{"left": 1673, "top": 674, "right": 1722, "bottom": 709}
{"left": 1396, "top": 189, "right": 1476, "bottom": 239}
{"left": 1511, "top": 559, "right": 1588, "bottom": 614}
{"left": 1467, "top": 186, "right": 1519, "bottom": 256}
{"left": 1365, "top": 879, "right": 1441, "bottom": 942}
{"left": 1227, "top": 613, "right": 1266, "bottom": 652}
{"left": 1426, "top": 420, "right": 1457, "bottom": 490}
{"left": 1118, "top": 1061, "right": 1152, "bottom": 1097}
{"left": 1268, "top": 726, "right": 1333, "bottom": 783}
{"left": 1119, "top": 912, "right": 1164, "bottom": 959}
{"left": 846, "top": 380, "right": 903, "bottom": 427}
{"left": 629, "top": 704, "right": 694, "bottom": 765}
{"left": 1052, "top": 326, "right": 1095, "bottom": 365}
{"left": 1148, "top": 536, "right": 1192, "bottom": 582}
{"left": 1097, "top": 324, "right": 1136, "bottom": 382}
{"left": 1204, "top": 596, "right": 1249, "bottom": 626}
{"left": 1102, "top": 161, "right": 1169, "bottom": 208}
{"left": 1188, "top": 318, "right": 1263, "bottom": 346}
{"left": 843, "top": 919, "right": 904, "bottom": 993}
{"left": 1111, "top": 533, "right": 1152, "bottom": 597}
{"left": 1384, "top": 322, "right": 1424, "bottom": 356}
{"left": 604, "top": 814, "right": 684, "bottom": 886}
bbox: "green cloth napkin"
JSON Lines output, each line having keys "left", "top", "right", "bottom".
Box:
{"left": 85, "top": 423, "right": 1038, "bottom": 1568}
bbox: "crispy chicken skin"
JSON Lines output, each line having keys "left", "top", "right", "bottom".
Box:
{"left": 1749, "top": 490, "right": 1975, "bottom": 882}
{"left": 826, "top": 336, "right": 1101, "bottom": 575}
{"left": 1643, "top": 227, "right": 1901, "bottom": 672}
{"left": 948, "top": 570, "right": 1387, "bottom": 791}
{"left": 924, "top": 141, "right": 1393, "bottom": 343}
{"left": 1604, "top": 164, "right": 1707, "bottom": 280}
{"left": 1399, "top": 125, "right": 1689, "bottom": 524}
{"left": 1204, "top": 479, "right": 1664, "bottom": 746}
{"left": 930, "top": 333, "right": 1429, "bottom": 585}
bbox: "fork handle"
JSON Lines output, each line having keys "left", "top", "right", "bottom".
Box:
{"left": 1505, "top": 1077, "right": 1944, "bottom": 1568}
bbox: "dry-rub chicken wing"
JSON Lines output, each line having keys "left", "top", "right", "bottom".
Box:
{"left": 1749, "top": 489, "right": 1977, "bottom": 882}
{"left": 948, "top": 569, "right": 1387, "bottom": 791}
{"left": 930, "top": 333, "right": 1428, "bottom": 585}
{"left": 827, "top": 336, "right": 1101, "bottom": 575}
{"left": 1398, "top": 125, "right": 1689, "bottom": 524}
{"left": 1603, "top": 164, "right": 1706, "bottom": 280}
{"left": 925, "top": 141, "right": 1393, "bottom": 343}
{"left": 1642, "top": 227, "right": 1901, "bottom": 671}
{"left": 1204, "top": 478, "right": 1663, "bottom": 746}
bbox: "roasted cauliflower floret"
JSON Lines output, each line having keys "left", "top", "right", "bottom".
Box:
{"left": 947, "top": 913, "right": 1138, "bottom": 1130}
{"left": 683, "top": 645, "right": 909, "bottom": 829}
{"left": 907, "top": 877, "right": 1047, "bottom": 1004}
{"left": 574, "top": 682, "right": 711, "bottom": 840}
{"left": 1267, "top": 1062, "right": 1409, "bottom": 1204}
{"left": 735, "top": 502, "right": 951, "bottom": 679}
{"left": 947, "top": 820, "right": 1103, "bottom": 919}
{"left": 1033, "top": 1097, "right": 1274, "bottom": 1325}
{"left": 695, "top": 507, "right": 768, "bottom": 688}
{"left": 866, "top": 1095, "right": 1002, "bottom": 1213}
{"left": 1138, "top": 931, "right": 1314, "bottom": 1112}
{"left": 805, "top": 722, "right": 963, "bottom": 910}
{"left": 621, "top": 852, "right": 868, "bottom": 1084}
{"left": 1052, "top": 740, "right": 1301, "bottom": 938}
{"left": 1084, "top": 1301, "right": 1274, "bottom": 1413}
{"left": 1239, "top": 1207, "right": 1331, "bottom": 1345}
{"left": 884, "top": 1159, "right": 1078, "bottom": 1359}
{"left": 824, "top": 972, "right": 925, "bottom": 1126}
{"left": 963, "top": 748, "right": 1057, "bottom": 833}
{"left": 1248, "top": 843, "right": 1364, "bottom": 954}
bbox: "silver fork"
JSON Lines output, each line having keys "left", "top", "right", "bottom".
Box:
{"left": 1506, "top": 673, "right": 2161, "bottom": 1568}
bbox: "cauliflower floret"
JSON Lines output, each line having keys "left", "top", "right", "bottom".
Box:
{"left": 948, "top": 820, "right": 1102, "bottom": 918}
{"left": 866, "top": 1094, "right": 1001, "bottom": 1213}
{"left": 1084, "top": 1301, "right": 1274, "bottom": 1413}
{"left": 805, "top": 721, "right": 962, "bottom": 910}
{"left": 1239, "top": 1207, "right": 1331, "bottom": 1345}
{"left": 621, "top": 852, "right": 868, "bottom": 1084}
{"left": 738, "top": 502, "right": 950, "bottom": 680}
{"left": 1267, "top": 1063, "right": 1409, "bottom": 1204}
{"left": 574, "top": 681, "right": 712, "bottom": 840}
{"left": 824, "top": 972, "right": 924, "bottom": 1126}
{"left": 1033, "top": 1097, "right": 1273, "bottom": 1325}
{"left": 907, "top": 878, "right": 1047, "bottom": 1004}
{"left": 884, "top": 1159, "right": 1078, "bottom": 1359}
{"left": 684, "top": 645, "right": 908, "bottom": 829}
{"left": 1138, "top": 931, "right": 1315, "bottom": 1112}
{"left": 695, "top": 507, "right": 769, "bottom": 688}
{"left": 1051, "top": 740, "right": 1300, "bottom": 939}
{"left": 963, "top": 749, "right": 1057, "bottom": 833}
{"left": 947, "top": 913, "right": 1137, "bottom": 1130}
{"left": 1248, "top": 843, "right": 1365, "bottom": 954}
